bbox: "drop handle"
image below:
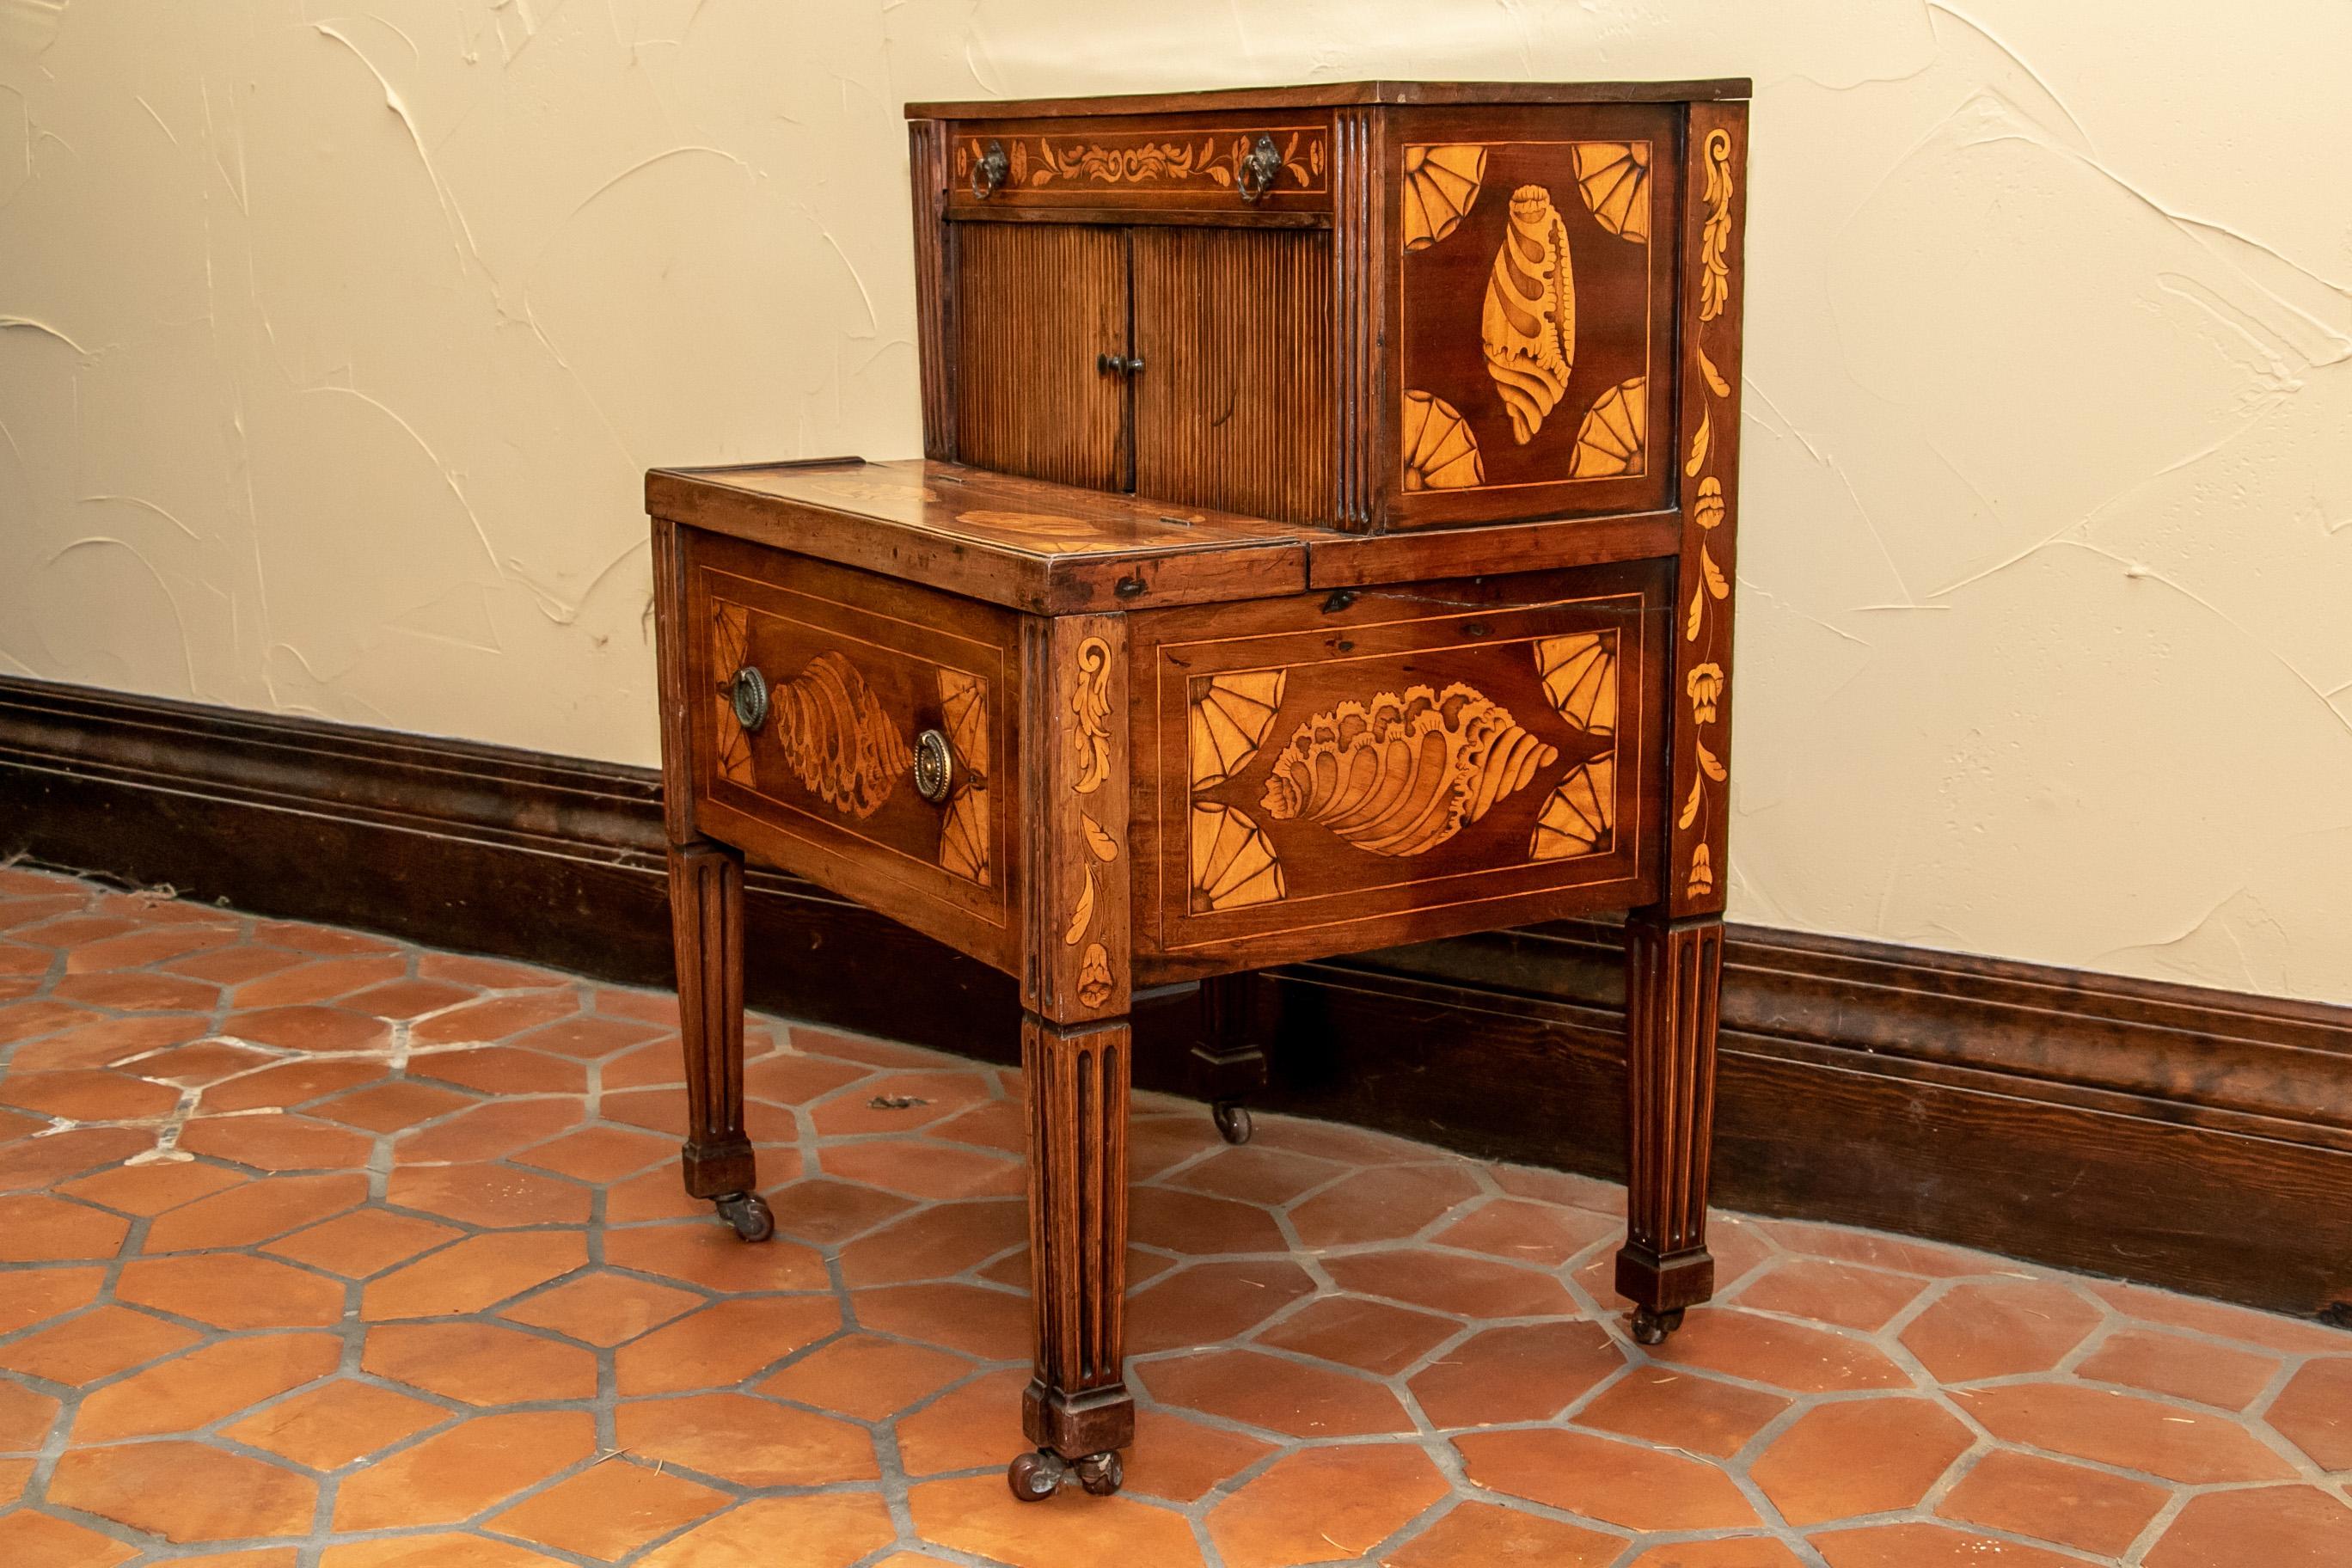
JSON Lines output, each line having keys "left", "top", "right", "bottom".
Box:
{"left": 1235, "top": 133, "right": 1281, "bottom": 202}
{"left": 911, "top": 728, "right": 956, "bottom": 805}
{"left": 726, "top": 666, "right": 769, "bottom": 732}
{"left": 1096, "top": 352, "right": 1144, "bottom": 377}
{"left": 970, "top": 139, "right": 1009, "bottom": 200}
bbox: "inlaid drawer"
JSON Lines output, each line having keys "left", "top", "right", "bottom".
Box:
{"left": 683, "top": 532, "right": 1021, "bottom": 971}
{"left": 1130, "top": 560, "right": 1668, "bottom": 975}
{"left": 946, "top": 113, "right": 1333, "bottom": 221}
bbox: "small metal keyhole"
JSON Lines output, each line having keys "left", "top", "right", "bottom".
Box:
{"left": 729, "top": 667, "right": 769, "bottom": 732}
{"left": 912, "top": 728, "right": 955, "bottom": 805}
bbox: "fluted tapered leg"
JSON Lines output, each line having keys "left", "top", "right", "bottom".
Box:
{"left": 671, "top": 841, "right": 768, "bottom": 1240}
{"left": 1017, "top": 1012, "right": 1133, "bottom": 1480}
{"left": 1617, "top": 913, "right": 1724, "bottom": 1341}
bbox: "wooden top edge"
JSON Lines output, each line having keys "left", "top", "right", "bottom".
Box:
{"left": 904, "top": 78, "right": 1753, "bottom": 119}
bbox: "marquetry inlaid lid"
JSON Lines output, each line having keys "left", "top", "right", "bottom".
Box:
{"left": 646, "top": 458, "right": 1310, "bottom": 615}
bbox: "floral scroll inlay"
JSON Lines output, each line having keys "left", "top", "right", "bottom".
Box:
{"left": 1402, "top": 144, "right": 1486, "bottom": 251}
{"left": 956, "top": 131, "right": 1326, "bottom": 195}
{"left": 772, "top": 652, "right": 910, "bottom": 820}
{"left": 1401, "top": 391, "right": 1485, "bottom": 492}
{"left": 1700, "top": 129, "right": 1734, "bottom": 323}
{"left": 1068, "top": 637, "right": 1112, "bottom": 795}
{"left": 1681, "top": 122, "right": 1739, "bottom": 902}
{"left": 1483, "top": 186, "right": 1577, "bottom": 445}
{"left": 1260, "top": 684, "right": 1556, "bottom": 859}
{"left": 1061, "top": 635, "right": 1119, "bottom": 1002}
{"left": 710, "top": 603, "right": 756, "bottom": 788}
{"left": 935, "top": 670, "right": 989, "bottom": 887}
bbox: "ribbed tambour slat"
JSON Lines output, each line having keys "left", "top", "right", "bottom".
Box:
{"left": 953, "top": 224, "right": 1127, "bottom": 490}
{"left": 1130, "top": 228, "right": 1336, "bottom": 525}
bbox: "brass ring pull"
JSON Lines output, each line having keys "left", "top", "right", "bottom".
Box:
{"left": 971, "top": 140, "right": 1009, "bottom": 201}
{"left": 727, "top": 667, "right": 769, "bottom": 732}
{"left": 912, "top": 728, "right": 956, "bottom": 805}
{"left": 1236, "top": 134, "right": 1281, "bottom": 203}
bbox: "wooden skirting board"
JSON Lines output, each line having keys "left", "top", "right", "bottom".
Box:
{"left": 3, "top": 673, "right": 2345, "bottom": 1323}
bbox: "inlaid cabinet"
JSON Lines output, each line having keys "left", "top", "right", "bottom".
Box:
{"left": 648, "top": 77, "right": 1751, "bottom": 1501}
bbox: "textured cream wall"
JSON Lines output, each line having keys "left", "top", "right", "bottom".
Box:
{"left": 4, "top": 3, "right": 2349, "bottom": 1001}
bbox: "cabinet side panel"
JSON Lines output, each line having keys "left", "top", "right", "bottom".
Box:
{"left": 1131, "top": 229, "right": 1335, "bottom": 524}
{"left": 954, "top": 224, "right": 1127, "bottom": 489}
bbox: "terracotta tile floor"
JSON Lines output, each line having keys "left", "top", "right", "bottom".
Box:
{"left": 0, "top": 867, "right": 2347, "bottom": 1567}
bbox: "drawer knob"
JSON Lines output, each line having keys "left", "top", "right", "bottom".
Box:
{"left": 1236, "top": 133, "right": 1281, "bottom": 203}
{"left": 971, "top": 139, "right": 1009, "bottom": 201}
{"left": 912, "top": 727, "right": 956, "bottom": 805}
{"left": 727, "top": 666, "right": 769, "bottom": 732}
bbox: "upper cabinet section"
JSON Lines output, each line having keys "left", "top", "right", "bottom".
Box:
{"left": 1388, "top": 102, "right": 1681, "bottom": 529}
{"left": 906, "top": 82, "right": 1748, "bottom": 536}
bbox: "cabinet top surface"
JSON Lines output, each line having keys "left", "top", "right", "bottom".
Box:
{"left": 904, "top": 77, "right": 1751, "bottom": 120}
{"left": 646, "top": 458, "right": 1313, "bottom": 613}
{"left": 646, "top": 458, "right": 1683, "bottom": 613}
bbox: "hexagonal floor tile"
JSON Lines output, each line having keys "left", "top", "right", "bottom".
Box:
{"left": 1207, "top": 1443, "right": 1449, "bottom": 1568}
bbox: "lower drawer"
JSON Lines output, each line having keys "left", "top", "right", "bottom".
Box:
{"left": 683, "top": 531, "right": 1022, "bottom": 972}
{"left": 1130, "top": 560, "right": 1667, "bottom": 975}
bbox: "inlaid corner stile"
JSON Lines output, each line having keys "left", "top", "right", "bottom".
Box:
{"left": 1668, "top": 103, "right": 1747, "bottom": 917}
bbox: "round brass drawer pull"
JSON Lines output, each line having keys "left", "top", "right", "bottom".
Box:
{"left": 912, "top": 728, "right": 956, "bottom": 805}
{"left": 728, "top": 666, "right": 769, "bottom": 732}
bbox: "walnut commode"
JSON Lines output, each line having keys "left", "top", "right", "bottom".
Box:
{"left": 647, "top": 77, "right": 1751, "bottom": 1500}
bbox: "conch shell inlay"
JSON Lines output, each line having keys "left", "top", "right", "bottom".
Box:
{"left": 1481, "top": 185, "right": 1577, "bottom": 444}
{"left": 1259, "top": 683, "right": 1558, "bottom": 858}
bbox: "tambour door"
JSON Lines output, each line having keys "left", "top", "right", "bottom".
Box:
{"left": 1130, "top": 227, "right": 1336, "bottom": 525}
{"left": 952, "top": 224, "right": 1129, "bottom": 490}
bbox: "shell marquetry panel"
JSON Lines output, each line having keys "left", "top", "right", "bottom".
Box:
{"left": 686, "top": 531, "right": 1019, "bottom": 971}
{"left": 1132, "top": 562, "right": 1669, "bottom": 972}
{"left": 1390, "top": 104, "right": 1681, "bottom": 530}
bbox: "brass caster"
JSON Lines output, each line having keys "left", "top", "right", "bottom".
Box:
{"left": 1075, "top": 1450, "right": 1124, "bottom": 1496}
{"left": 1212, "top": 1101, "right": 1253, "bottom": 1144}
{"left": 714, "top": 1191, "right": 775, "bottom": 1244}
{"left": 1007, "top": 1448, "right": 1067, "bottom": 1502}
{"left": 1631, "top": 1305, "right": 1686, "bottom": 1346}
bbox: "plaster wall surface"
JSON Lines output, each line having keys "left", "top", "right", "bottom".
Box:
{"left": 3, "top": 1, "right": 2349, "bottom": 1001}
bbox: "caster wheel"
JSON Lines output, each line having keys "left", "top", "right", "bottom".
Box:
{"left": 714, "top": 1191, "right": 775, "bottom": 1244}
{"left": 1630, "top": 1305, "right": 1686, "bottom": 1346}
{"left": 1007, "top": 1448, "right": 1067, "bottom": 1502}
{"left": 1213, "top": 1101, "right": 1253, "bottom": 1144}
{"left": 1075, "top": 1450, "right": 1124, "bottom": 1496}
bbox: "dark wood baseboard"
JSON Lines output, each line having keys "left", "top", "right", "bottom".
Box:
{"left": 3, "top": 675, "right": 2346, "bottom": 1322}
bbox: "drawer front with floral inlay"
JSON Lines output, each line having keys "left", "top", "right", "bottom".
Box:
{"left": 946, "top": 113, "right": 1333, "bottom": 220}
{"left": 1130, "top": 561, "right": 1667, "bottom": 974}
{"left": 684, "top": 532, "right": 1021, "bottom": 971}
